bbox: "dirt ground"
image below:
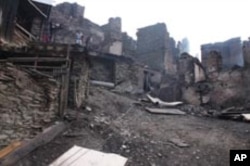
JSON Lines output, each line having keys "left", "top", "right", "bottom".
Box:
{"left": 17, "top": 87, "right": 250, "bottom": 166}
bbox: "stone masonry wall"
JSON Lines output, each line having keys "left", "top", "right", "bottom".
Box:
{"left": 90, "top": 57, "right": 115, "bottom": 82}
{"left": 68, "top": 55, "right": 90, "bottom": 108}
{"left": 115, "top": 61, "right": 143, "bottom": 93}
{"left": 0, "top": 63, "right": 59, "bottom": 147}
{"left": 136, "top": 23, "right": 168, "bottom": 71}
{"left": 136, "top": 23, "right": 178, "bottom": 73}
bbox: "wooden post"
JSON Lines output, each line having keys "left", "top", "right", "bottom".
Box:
{"left": 62, "top": 45, "right": 71, "bottom": 116}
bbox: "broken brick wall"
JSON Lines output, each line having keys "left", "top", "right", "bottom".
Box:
{"left": 0, "top": 63, "right": 59, "bottom": 147}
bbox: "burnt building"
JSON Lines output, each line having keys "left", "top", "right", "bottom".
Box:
{"left": 243, "top": 38, "right": 250, "bottom": 67}
{"left": 201, "top": 37, "right": 243, "bottom": 69}
{"left": 122, "top": 32, "right": 136, "bottom": 57}
{"left": 101, "top": 17, "right": 123, "bottom": 55}
{"left": 136, "top": 23, "right": 178, "bottom": 74}
{"left": 0, "top": 0, "right": 52, "bottom": 44}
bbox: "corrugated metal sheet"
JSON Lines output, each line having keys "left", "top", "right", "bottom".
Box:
{"left": 50, "top": 145, "right": 128, "bottom": 166}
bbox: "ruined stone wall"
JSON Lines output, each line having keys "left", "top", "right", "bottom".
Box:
{"left": 108, "top": 41, "right": 123, "bottom": 55}
{"left": 136, "top": 23, "right": 178, "bottom": 73}
{"left": 176, "top": 53, "right": 207, "bottom": 105}
{"left": 202, "top": 51, "right": 222, "bottom": 75}
{"left": 115, "top": 61, "right": 143, "bottom": 93}
{"left": 55, "top": 2, "right": 84, "bottom": 19}
{"left": 194, "top": 63, "right": 206, "bottom": 83}
{"left": 101, "top": 17, "right": 123, "bottom": 55}
{"left": 177, "top": 51, "right": 250, "bottom": 108}
{"left": 90, "top": 57, "right": 115, "bottom": 82}
{"left": 136, "top": 23, "right": 167, "bottom": 71}
{"left": 178, "top": 53, "right": 196, "bottom": 85}
{"left": 51, "top": 4, "right": 137, "bottom": 56}
{"left": 201, "top": 37, "right": 243, "bottom": 69}
{"left": 207, "top": 69, "right": 246, "bottom": 108}
{"left": 122, "top": 32, "right": 136, "bottom": 57}
{"left": 68, "top": 56, "right": 89, "bottom": 108}
{"left": 164, "top": 37, "right": 178, "bottom": 74}
{"left": 50, "top": 3, "right": 104, "bottom": 47}
{"left": 115, "top": 61, "right": 138, "bottom": 85}
{"left": 243, "top": 39, "right": 250, "bottom": 67}
{"left": 0, "top": 63, "right": 59, "bottom": 147}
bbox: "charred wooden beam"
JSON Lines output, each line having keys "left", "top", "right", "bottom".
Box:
{"left": 0, "top": 122, "right": 67, "bottom": 166}
{"left": 7, "top": 57, "right": 68, "bottom": 62}
{"left": 15, "top": 23, "right": 37, "bottom": 41}
{"left": 19, "top": 65, "right": 67, "bottom": 69}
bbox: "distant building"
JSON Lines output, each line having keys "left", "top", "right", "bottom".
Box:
{"left": 136, "top": 23, "right": 178, "bottom": 74}
{"left": 201, "top": 37, "right": 243, "bottom": 69}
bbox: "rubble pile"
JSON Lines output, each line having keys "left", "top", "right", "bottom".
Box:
{"left": 0, "top": 63, "right": 60, "bottom": 147}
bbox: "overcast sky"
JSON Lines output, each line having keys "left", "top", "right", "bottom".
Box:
{"left": 54, "top": 0, "right": 250, "bottom": 56}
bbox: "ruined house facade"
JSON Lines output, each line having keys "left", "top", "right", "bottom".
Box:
{"left": 136, "top": 23, "right": 178, "bottom": 74}
{"left": 201, "top": 37, "right": 243, "bottom": 70}
{"left": 122, "top": 32, "right": 136, "bottom": 57}
{"left": 101, "top": 17, "right": 123, "bottom": 55}
{"left": 176, "top": 37, "right": 250, "bottom": 108}
{"left": 50, "top": 4, "right": 125, "bottom": 56}
{"left": 0, "top": 0, "right": 52, "bottom": 44}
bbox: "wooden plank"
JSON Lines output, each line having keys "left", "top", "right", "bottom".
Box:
{"left": 7, "top": 57, "right": 68, "bottom": 62}
{"left": 145, "top": 107, "right": 186, "bottom": 115}
{"left": 0, "top": 141, "right": 22, "bottom": 159}
{"left": 0, "top": 122, "right": 67, "bottom": 166}
{"left": 59, "top": 75, "right": 65, "bottom": 117}
{"left": 15, "top": 23, "right": 37, "bottom": 40}
{"left": 19, "top": 65, "right": 67, "bottom": 69}
{"left": 27, "top": 0, "right": 48, "bottom": 18}
{"left": 51, "top": 146, "right": 89, "bottom": 166}
{"left": 28, "top": 69, "right": 53, "bottom": 78}
{"left": 49, "top": 146, "right": 86, "bottom": 166}
{"left": 61, "top": 45, "right": 71, "bottom": 116}
{"left": 50, "top": 145, "right": 127, "bottom": 166}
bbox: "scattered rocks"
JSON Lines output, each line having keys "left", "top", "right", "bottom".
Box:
{"left": 85, "top": 106, "right": 92, "bottom": 112}
{"left": 168, "top": 138, "right": 190, "bottom": 148}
